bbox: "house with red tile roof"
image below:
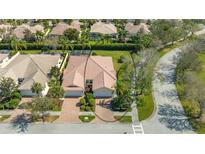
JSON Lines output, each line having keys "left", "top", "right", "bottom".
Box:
{"left": 50, "top": 20, "right": 81, "bottom": 36}
{"left": 62, "top": 56, "right": 116, "bottom": 98}
{"left": 125, "top": 22, "right": 150, "bottom": 35}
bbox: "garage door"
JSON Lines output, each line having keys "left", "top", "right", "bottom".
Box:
{"left": 93, "top": 89, "right": 113, "bottom": 98}
{"left": 64, "top": 91, "right": 83, "bottom": 98}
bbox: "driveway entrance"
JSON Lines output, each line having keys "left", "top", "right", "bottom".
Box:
{"left": 91, "top": 99, "right": 117, "bottom": 124}
{"left": 55, "top": 98, "right": 81, "bottom": 123}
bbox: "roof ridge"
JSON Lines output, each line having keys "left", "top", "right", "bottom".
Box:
{"left": 90, "top": 56, "right": 116, "bottom": 80}
{"left": 19, "top": 70, "right": 38, "bottom": 88}
{"left": 28, "top": 55, "right": 48, "bottom": 78}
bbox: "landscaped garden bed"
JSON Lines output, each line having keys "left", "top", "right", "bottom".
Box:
{"left": 80, "top": 93, "right": 96, "bottom": 112}
{"left": 34, "top": 115, "right": 59, "bottom": 123}
{"left": 79, "top": 115, "right": 95, "bottom": 122}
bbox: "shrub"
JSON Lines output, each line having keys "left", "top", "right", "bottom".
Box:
{"left": 86, "top": 93, "right": 94, "bottom": 100}
{"left": 183, "top": 101, "right": 200, "bottom": 118}
{"left": 80, "top": 105, "right": 86, "bottom": 111}
{"left": 8, "top": 99, "right": 20, "bottom": 109}
{"left": 89, "top": 99, "right": 96, "bottom": 106}
{"left": 92, "top": 52, "right": 97, "bottom": 56}
{"left": 12, "top": 92, "right": 22, "bottom": 100}
{"left": 48, "top": 98, "right": 62, "bottom": 111}
{"left": 80, "top": 98, "right": 86, "bottom": 106}
{"left": 90, "top": 106, "right": 95, "bottom": 111}
{"left": 41, "top": 46, "right": 50, "bottom": 53}
{"left": 85, "top": 106, "right": 91, "bottom": 112}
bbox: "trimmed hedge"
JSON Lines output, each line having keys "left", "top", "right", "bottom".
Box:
{"left": 0, "top": 43, "right": 136, "bottom": 51}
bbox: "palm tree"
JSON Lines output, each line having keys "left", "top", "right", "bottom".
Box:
{"left": 11, "top": 39, "right": 27, "bottom": 51}
{"left": 35, "top": 31, "right": 44, "bottom": 42}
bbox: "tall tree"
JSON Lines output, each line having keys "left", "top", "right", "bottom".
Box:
{"left": 47, "top": 79, "right": 64, "bottom": 99}
{"left": 24, "top": 29, "right": 35, "bottom": 42}
{"left": 113, "top": 19, "right": 128, "bottom": 42}
{"left": 11, "top": 39, "right": 27, "bottom": 51}
{"left": 0, "top": 77, "right": 18, "bottom": 102}
{"left": 63, "top": 28, "right": 80, "bottom": 41}
{"left": 29, "top": 97, "right": 52, "bottom": 123}
{"left": 150, "top": 19, "right": 184, "bottom": 45}
{"left": 50, "top": 66, "right": 61, "bottom": 79}
{"left": 131, "top": 32, "right": 154, "bottom": 51}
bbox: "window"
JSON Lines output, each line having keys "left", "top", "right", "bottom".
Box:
{"left": 86, "top": 80, "right": 93, "bottom": 85}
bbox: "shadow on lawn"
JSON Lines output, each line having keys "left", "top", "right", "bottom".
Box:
{"left": 10, "top": 113, "right": 31, "bottom": 133}
{"left": 158, "top": 104, "right": 193, "bottom": 132}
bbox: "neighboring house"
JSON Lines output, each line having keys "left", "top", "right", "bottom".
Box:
{"left": 50, "top": 21, "right": 81, "bottom": 36}
{"left": 0, "top": 54, "right": 61, "bottom": 96}
{"left": 125, "top": 22, "right": 150, "bottom": 36}
{"left": 63, "top": 56, "right": 116, "bottom": 98}
{"left": 90, "top": 22, "right": 117, "bottom": 39}
{"left": 0, "top": 24, "right": 13, "bottom": 41}
{"left": 13, "top": 24, "right": 44, "bottom": 39}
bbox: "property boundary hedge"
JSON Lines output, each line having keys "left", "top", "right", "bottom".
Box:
{"left": 0, "top": 43, "right": 136, "bottom": 51}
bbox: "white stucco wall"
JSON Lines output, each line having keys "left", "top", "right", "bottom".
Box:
{"left": 41, "top": 82, "right": 49, "bottom": 96}
{"left": 93, "top": 88, "right": 113, "bottom": 98}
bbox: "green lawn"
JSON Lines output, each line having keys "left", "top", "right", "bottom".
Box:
{"left": 114, "top": 115, "right": 132, "bottom": 123}
{"left": 0, "top": 115, "right": 10, "bottom": 122}
{"left": 79, "top": 115, "right": 95, "bottom": 122}
{"left": 138, "top": 94, "right": 154, "bottom": 121}
{"left": 93, "top": 50, "right": 132, "bottom": 71}
{"left": 20, "top": 50, "right": 42, "bottom": 54}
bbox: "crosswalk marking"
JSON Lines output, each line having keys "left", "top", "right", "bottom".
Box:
{"left": 132, "top": 123, "right": 144, "bottom": 134}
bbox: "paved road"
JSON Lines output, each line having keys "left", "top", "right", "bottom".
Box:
{"left": 142, "top": 48, "right": 194, "bottom": 134}
{"left": 0, "top": 123, "right": 133, "bottom": 134}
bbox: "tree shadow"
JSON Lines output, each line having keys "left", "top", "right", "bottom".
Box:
{"left": 10, "top": 113, "right": 31, "bottom": 133}
{"left": 98, "top": 99, "right": 111, "bottom": 109}
{"left": 162, "top": 88, "right": 180, "bottom": 103}
{"left": 158, "top": 104, "right": 193, "bottom": 132}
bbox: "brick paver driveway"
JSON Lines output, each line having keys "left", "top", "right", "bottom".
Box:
{"left": 91, "top": 99, "right": 117, "bottom": 124}
{"left": 55, "top": 98, "right": 81, "bottom": 123}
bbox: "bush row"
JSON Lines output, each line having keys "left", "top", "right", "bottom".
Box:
{"left": 0, "top": 43, "right": 136, "bottom": 51}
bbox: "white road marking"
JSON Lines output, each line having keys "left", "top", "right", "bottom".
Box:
{"left": 132, "top": 123, "right": 144, "bottom": 134}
